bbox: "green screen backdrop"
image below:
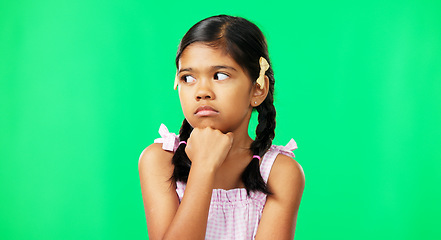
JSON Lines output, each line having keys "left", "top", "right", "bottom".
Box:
{"left": 1, "top": 0, "right": 440, "bottom": 239}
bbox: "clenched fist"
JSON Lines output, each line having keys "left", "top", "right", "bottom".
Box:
{"left": 185, "top": 127, "right": 234, "bottom": 171}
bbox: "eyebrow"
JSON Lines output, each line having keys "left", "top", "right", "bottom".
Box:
{"left": 178, "top": 68, "right": 193, "bottom": 74}
{"left": 212, "top": 65, "right": 238, "bottom": 72}
{"left": 178, "top": 65, "right": 238, "bottom": 74}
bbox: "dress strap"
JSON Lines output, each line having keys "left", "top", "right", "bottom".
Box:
{"left": 277, "top": 139, "right": 298, "bottom": 158}
{"left": 259, "top": 139, "right": 298, "bottom": 183}
{"left": 153, "top": 124, "right": 180, "bottom": 152}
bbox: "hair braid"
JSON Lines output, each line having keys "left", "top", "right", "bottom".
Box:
{"left": 242, "top": 95, "right": 276, "bottom": 195}
{"left": 171, "top": 119, "right": 193, "bottom": 183}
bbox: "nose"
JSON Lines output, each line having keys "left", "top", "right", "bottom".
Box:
{"left": 195, "top": 80, "right": 215, "bottom": 100}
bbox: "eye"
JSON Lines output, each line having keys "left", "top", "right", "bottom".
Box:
{"left": 214, "top": 72, "right": 229, "bottom": 81}
{"left": 181, "top": 75, "right": 196, "bottom": 83}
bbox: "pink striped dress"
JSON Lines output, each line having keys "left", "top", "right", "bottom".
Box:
{"left": 154, "top": 124, "right": 298, "bottom": 240}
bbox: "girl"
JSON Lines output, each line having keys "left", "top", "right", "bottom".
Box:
{"left": 139, "top": 15, "right": 305, "bottom": 240}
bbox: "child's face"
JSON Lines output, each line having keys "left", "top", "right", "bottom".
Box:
{"left": 177, "top": 43, "right": 255, "bottom": 133}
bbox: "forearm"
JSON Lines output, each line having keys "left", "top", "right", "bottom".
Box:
{"left": 163, "top": 164, "right": 215, "bottom": 240}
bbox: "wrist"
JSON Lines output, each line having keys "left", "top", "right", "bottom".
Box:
{"left": 187, "top": 162, "right": 216, "bottom": 193}
{"left": 191, "top": 161, "right": 218, "bottom": 174}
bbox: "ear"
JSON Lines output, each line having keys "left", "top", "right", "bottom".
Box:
{"left": 251, "top": 75, "right": 269, "bottom": 107}
{"left": 174, "top": 72, "right": 179, "bottom": 90}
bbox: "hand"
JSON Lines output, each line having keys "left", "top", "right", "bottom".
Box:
{"left": 185, "top": 127, "right": 234, "bottom": 171}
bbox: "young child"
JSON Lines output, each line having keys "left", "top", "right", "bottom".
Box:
{"left": 139, "top": 15, "right": 305, "bottom": 240}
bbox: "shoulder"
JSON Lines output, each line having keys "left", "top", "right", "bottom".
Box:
{"left": 267, "top": 154, "right": 305, "bottom": 200}
{"left": 138, "top": 143, "right": 175, "bottom": 176}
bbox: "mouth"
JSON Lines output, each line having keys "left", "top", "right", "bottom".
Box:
{"left": 194, "top": 105, "right": 219, "bottom": 117}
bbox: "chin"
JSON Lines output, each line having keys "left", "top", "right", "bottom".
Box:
{"left": 187, "top": 118, "right": 228, "bottom": 133}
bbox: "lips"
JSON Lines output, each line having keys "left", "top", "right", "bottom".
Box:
{"left": 194, "top": 105, "right": 219, "bottom": 116}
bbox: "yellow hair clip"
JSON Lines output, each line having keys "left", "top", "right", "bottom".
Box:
{"left": 256, "top": 57, "right": 269, "bottom": 89}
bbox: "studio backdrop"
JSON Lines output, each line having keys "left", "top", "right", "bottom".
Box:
{"left": 1, "top": 0, "right": 440, "bottom": 239}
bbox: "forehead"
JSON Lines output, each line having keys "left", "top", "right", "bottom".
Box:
{"left": 178, "top": 43, "right": 241, "bottom": 70}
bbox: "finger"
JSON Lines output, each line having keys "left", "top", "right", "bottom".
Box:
{"left": 188, "top": 127, "right": 199, "bottom": 140}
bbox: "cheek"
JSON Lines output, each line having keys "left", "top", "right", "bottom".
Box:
{"left": 227, "top": 85, "right": 252, "bottom": 104}
{"left": 178, "top": 90, "right": 193, "bottom": 115}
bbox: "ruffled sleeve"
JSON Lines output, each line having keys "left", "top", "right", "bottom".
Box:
{"left": 153, "top": 124, "right": 180, "bottom": 152}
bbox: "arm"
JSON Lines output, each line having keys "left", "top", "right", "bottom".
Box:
{"left": 255, "top": 154, "right": 305, "bottom": 240}
{"left": 138, "top": 128, "right": 233, "bottom": 240}
{"left": 138, "top": 143, "right": 179, "bottom": 239}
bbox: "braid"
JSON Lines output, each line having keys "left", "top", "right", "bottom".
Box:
{"left": 171, "top": 119, "right": 193, "bottom": 183}
{"left": 242, "top": 93, "right": 276, "bottom": 195}
{"left": 252, "top": 99, "right": 276, "bottom": 156}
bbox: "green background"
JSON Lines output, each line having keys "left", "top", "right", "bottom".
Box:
{"left": 1, "top": 0, "right": 440, "bottom": 239}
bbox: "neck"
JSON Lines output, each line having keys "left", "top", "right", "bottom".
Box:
{"left": 229, "top": 133, "right": 253, "bottom": 157}
{"left": 214, "top": 114, "right": 255, "bottom": 189}
{"left": 224, "top": 113, "right": 255, "bottom": 162}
